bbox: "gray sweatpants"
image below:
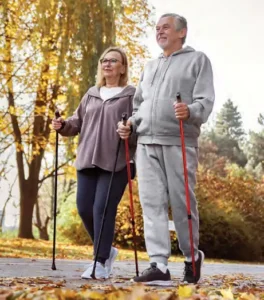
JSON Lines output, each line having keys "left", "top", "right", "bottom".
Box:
{"left": 136, "top": 144, "right": 199, "bottom": 265}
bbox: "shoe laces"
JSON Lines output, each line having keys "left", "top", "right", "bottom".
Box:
{"left": 142, "top": 262, "right": 157, "bottom": 275}
{"left": 183, "top": 262, "right": 193, "bottom": 277}
{"left": 88, "top": 261, "right": 104, "bottom": 270}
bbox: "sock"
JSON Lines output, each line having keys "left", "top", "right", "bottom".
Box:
{"left": 185, "top": 253, "right": 199, "bottom": 262}
{"left": 156, "top": 262, "right": 168, "bottom": 274}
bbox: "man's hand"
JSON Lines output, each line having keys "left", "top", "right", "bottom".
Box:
{"left": 52, "top": 117, "right": 64, "bottom": 130}
{"left": 173, "top": 102, "right": 190, "bottom": 120}
{"left": 117, "top": 119, "right": 132, "bottom": 140}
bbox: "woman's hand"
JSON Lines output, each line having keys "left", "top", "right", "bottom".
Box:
{"left": 52, "top": 117, "right": 64, "bottom": 130}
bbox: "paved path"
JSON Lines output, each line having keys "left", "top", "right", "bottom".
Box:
{"left": 0, "top": 258, "right": 263, "bottom": 290}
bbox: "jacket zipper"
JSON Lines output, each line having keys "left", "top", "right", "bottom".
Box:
{"left": 150, "top": 59, "right": 165, "bottom": 142}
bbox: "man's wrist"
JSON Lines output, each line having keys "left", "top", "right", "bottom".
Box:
{"left": 186, "top": 106, "right": 191, "bottom": 119}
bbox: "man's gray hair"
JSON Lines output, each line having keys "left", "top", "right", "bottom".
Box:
{"left": 160, "top": 13, "right": 188, "bottom": 44}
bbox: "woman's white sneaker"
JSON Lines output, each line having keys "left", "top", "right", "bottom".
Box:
{"left": 105, "top": 247, "right": 118, "bottom": 276}
{"left": 81, "top": 262, "right": 109, "bottom": 279}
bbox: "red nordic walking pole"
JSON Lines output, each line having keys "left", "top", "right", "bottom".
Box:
{"left": 122, "top": 112, "right": 139, "bottom": 277}
{"left": 176, "top": 93, "right": 196, "bottom": 278}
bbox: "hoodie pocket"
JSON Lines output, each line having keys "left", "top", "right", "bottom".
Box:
{"left": 134, "top": 99, "right": 152, "bottom": 135}
{"left": 152, "top": 98, "right": 178, "bottom": 135}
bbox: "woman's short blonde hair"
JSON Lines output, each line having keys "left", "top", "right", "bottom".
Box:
{"left": 96, "top": 46, "right": 129, "bottom": 87}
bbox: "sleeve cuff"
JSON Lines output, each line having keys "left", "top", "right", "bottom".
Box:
{"left": 57, "top": 120, "right": 66, "bottom": 133}
{"left": 187, "top": 102, "right": 203, "bottom": 123}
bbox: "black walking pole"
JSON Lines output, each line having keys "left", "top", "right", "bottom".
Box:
{"left": 51, "top": 109, "right": 60, "bottom": 270}
{"left": 90, "top": 124, "right": 123, "bottom": 279}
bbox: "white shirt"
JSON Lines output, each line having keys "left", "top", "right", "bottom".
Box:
{"left": 100, "top": 86, "right": 125, "bottom": 101}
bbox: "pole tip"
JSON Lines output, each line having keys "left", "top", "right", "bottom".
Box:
{"left": 51, "top": 262, "right": 56, "bottom": 270}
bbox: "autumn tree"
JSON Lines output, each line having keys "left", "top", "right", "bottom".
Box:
{"left": 209, "top": 99, "right": 247, "bottom": 167}
{"left": 244, "top": 113, "right": 264, "bottom": 178}
{"left": 0, "top": 0, "right": 154, "bottom": 239}
{"left": 198, "top": 137, "right": 229, "bottom": 176}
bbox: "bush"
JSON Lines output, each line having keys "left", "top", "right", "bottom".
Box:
{"left": 199, "top": 202, "right": 260, "bottom": 261}
{"left": 56, "top": 193, "right": 92, "bottom": 245}
{"left": 114, "top": 180, "right": 145, "bottom": 251}
{"left": 196, "top": 168, "right": 264, "bottom": 261}
{"left": 57, "top": 169, "right": 264, "bottom": 262}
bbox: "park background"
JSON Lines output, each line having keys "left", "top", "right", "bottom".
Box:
{"left": 0, "top": 0, "right": 264, "bottom": 263}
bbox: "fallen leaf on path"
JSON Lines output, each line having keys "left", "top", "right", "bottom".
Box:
{"left": 178, "top": 285, "right": 196, "bottom": 298}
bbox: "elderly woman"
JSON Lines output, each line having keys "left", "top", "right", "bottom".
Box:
{"left": 52, "top": 47, "right": 136, "bottom": 279}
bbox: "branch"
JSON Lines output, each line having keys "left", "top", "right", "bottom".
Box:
{"left": 0, "top": 140, "right": 14, "bottom": 155}
{"left": 0, "top": 148, "right": 14, "bottom": 180}
{"left": 62, "top": 179, "right": 76, "bottom": 203}
{"left": 34, "top": 216, "right": 50, "bottom": 229}
{"left": 0, "top": 175, "right": 17, "bottom": 230}
{"left": 34, "top": 198, "right": 42, "bottom": 229}
{"left": 38, "top": 158, "right": 74, "bottom": 185}
{"left": 0, "top": 49, "right": 41, "bottom": 94}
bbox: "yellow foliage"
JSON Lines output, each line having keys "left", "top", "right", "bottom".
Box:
{"left": 84, "top": 291, "right": 105, "bottom": 299}
{"left": 116, "top": 0, "right": 154, "bottom": 82}
{"left": 9, "top": 106, "right": 15, "bottom": 115}
{"left": 63, "top": 165, "right": 76, "bottom": 180}
{"left": 220, "top": 289, "right": 234, "bottom": 300}
{"left": 0, "top": 273, "right": 262, "bottom": 300}
{"left": 239, "top": 293, "right": 257, "bottom": 300}
{"left": 124, "top": 6, "right": 133, "bottom": 15}
{"left": 57, "top": 94, "right": 67, "bottom": 102}
{"left": 0, "top": 238, "right": 149, "bottom": 261}
{"left": 178, "top": 285, "right": 196, "bottom": 298}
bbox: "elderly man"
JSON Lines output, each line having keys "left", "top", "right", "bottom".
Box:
{"left": 118, "top": 13, "right": 215, "bottom": 285}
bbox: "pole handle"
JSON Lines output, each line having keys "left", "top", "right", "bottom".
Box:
{"left": 122, "top": 112, "right": 128, "bottom": 126}
{"left": 176, "top": 92, "right": 182, "bottom": 104}
{"left": 55, "top": 109, "right": 61, "bottom": 119}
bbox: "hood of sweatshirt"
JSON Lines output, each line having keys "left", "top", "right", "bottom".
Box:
{"left": 151, "top": 46, "right": 195, "bottom": 85}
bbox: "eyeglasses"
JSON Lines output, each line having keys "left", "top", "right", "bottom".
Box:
{"left": 100, "top": 58, "right": 122, "bottom": 65}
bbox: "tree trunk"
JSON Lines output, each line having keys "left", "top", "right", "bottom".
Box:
{"left": 35, "top": 197, "right": 50, "bottom": 240}
{"left": 18, "top": 179, "right": 39, "bottom": 238}
{"left": 39, "top": 225, "right": 49, "bottom": 240}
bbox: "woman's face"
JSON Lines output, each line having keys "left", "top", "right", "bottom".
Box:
{"left": 100, "top": 51, "right": 125, "bottom": 82}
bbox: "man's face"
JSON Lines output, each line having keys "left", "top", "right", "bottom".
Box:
{"left": 156, "top": 16, "right": 185, "bottom": 50}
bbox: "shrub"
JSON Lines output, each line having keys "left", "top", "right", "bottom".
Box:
{"left": 56, "top": 193, "right": 92, "bottom": 245}
{"left": 196, "top": 168, "right": 264, "bottom": 261}
{"left": 57, "top": 169, "right": 264, "bottom": 262}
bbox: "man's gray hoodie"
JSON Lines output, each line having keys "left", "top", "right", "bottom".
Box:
{"left": 130, "top": 46, "right": 215, "bottom": 147}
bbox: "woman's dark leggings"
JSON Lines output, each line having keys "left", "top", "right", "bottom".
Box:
{"left": 76, "top": 167, "right": 128, "bottom": 264}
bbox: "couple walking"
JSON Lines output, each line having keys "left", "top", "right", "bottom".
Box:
{"left": 52, "top": 13, "right": 214, "bottom": 285}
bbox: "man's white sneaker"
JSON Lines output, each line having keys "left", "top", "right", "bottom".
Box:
{"left": 81, "top": 262, "right": 109, "bottom": 279}
{"left": 105, "top": 247, "right": 118, "bottom": 276}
